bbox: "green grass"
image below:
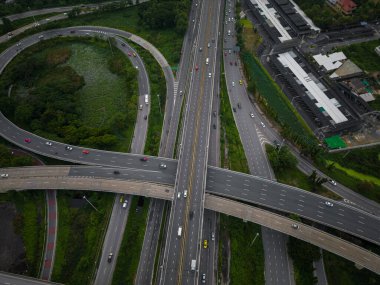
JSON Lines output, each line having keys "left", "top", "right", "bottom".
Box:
{"left": 219, "top": 63, "right": 249, "bottom": 173}
{"left": 52, "top": 191, "right": 114, "bottom": 285}
{"left": 111, "top": 197, "right": 150, "bottom": 285}
{"left": 2, "top": 13, "right": 59, "bottom": 31}
{"left": 220, "top": 215, "right": 265, "bottom": 285}
{"left": 339, "top": 40, "right": 380, "bottom": 73}
{"left": 326, "top": 160, "right": 380, "bottom": 186}
{"left": 1, "top": 191, "right": 47, "bottom": 277}
{"left": 323, "top": 250, "right": 380, "bottom": 285}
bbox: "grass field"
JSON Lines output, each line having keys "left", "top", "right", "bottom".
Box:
{"left": 112, "top": 197, "right": 150, "bottom": 285}
{"left": 52, "top": 191, "right": 114, "bottom": 285}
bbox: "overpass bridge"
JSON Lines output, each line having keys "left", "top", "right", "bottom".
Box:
{"left": 1, "top": 166, "right": 380, "bottom": 274}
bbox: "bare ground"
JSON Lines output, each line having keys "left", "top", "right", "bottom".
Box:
{"left": 0, "top": 202, "right": 27, "bottom": 274}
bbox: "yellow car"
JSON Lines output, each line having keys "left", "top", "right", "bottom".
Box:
{"left": 239, "top": 79, "right": 243, "bottom": 85}
{"left": 120, "top": 195, "right": 124, "bottom": 203}
{"left": 203, "top": 239, "right": 208, "bottom": 249}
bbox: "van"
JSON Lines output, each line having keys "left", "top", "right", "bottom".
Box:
{"left": 122, "top": 200, "right": 128, "bottom": 208}
{"left": 144, "top": 94, "right": 149, "bottom": 105}
{"left": 178, "top": 226, "right": 182, "bottom": 237}
{"left": 228, "top": 30, "right": 231, "bottom": 36}
{"left": 206, "top": 58, "right": 209, "bottom": 65}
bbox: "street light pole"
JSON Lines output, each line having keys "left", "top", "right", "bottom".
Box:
{"left": 157, "top": 94, "right": 162, "bottom": 116}
{"left": 83, "top": 195, "right": 100, "bottom": 212}
{"left": 250, "top": 232, "right": 260, "bottom": 247}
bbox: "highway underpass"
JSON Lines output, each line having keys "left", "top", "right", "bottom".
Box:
{"left": 1, "top": 171, "right": 379, "bottom": 274}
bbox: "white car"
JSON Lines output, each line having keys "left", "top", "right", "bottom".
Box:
{"left": 260, "top": 122, "right": 265, "bottom": 128}
{"left": 65, "top": 146, "right": 73, "bottom": 151}
{"left": 183, "top": 190, "right": 188, "bottom": 198}
{"left": 250, "top": 113, "right": 255, "bottom": 118}
{"left": 45, "top": 141, "right": 52, "bottom": 146}
{"left": 1, "top": 173, "right": 9, "bottom": 178}
{"left": 208, "top": 73, "right": 212, "bottom": 78}
{"left": 159, "top": 163, "right": 167, "bottom": 169}
{"left": 232, "top": 81, "right": 235, "bottom": 87}
{"left": 211, "top": 232, "right": 215, "bottom": 241}
{"left": 177, "top": 192, "right": 181, "bottom": 199}
{"left": 328, "top": 179, "right": 337, "bottom": 186}
{"left": 291, "top": 224, "right": 299, "bottom": 229}
{"left": 122, "top": 200, "right": 128, "bottom": 208}
{"left": 325, "top": 201, "right": 334, "bottom": 207}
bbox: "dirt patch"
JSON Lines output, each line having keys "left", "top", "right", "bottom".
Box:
{"left": 0, "top": 202, "right": 27, "bottom": 274}
{"left": 220, "top": 226, "right": 231, "bottom": 285}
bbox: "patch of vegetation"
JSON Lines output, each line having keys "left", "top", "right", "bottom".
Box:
{"left": 266, "top": 145, "right": 341, "bottom": 199}
{"left": 323, "top": 250, "right": 380, "bottom": 285}
{"left": 287, "top": 237, "right": 320, "bottom": 285}
{"left": 1, "top": 13, "right": 59, "bottom": 34}
{"left": 220, "top": 215, "right": 264, "bottom": 285}
{"left": 0, "top": 144, "right": 34, "bottom": 167}
{"left": 219, "top": 63, "right": 249, "bottom": 173}
{"left": 0, "top": 37, "right": 138, "bottom": 152}
{"left": 339, "top": 40, "right": 380, "bottom": 73}
{"left": 52, "top": 191, "right": 114, "bottom": 285}
{"left": 239, "top": 18, "right": 262, "bottom": 54}
{"left": 112, "top": 196, "right": 150, "bottom": 285}
{"left": 293, "top": 0, "right": 380, "bottom": 29}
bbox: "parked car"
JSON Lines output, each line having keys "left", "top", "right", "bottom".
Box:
{"left": 24, "top": 138, "right": 31, "bottom": 143}
{"left": 140, "top": 157, "right": 148, "bottom": 161}
{"left": 82, "top": 150, "right": 90, "bottom": 154}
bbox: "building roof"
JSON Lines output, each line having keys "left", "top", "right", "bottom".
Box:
{"left": 278, "top": 52, "right": 348, "bottom": 124}
{"left": 313, "top": 52, "right": 347, "bottom": 71}
{"left": 324, "top": 135, "right": 347, "bottom": 149}
{"left": 330, "top": 59, "right": 362, "bottom": 79}
{"left": 338, "top": 0, "right": 357, "bottom": 13}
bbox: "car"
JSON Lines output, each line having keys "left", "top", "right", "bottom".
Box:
{"left": 213, "top": 124, "right": 216, "bottom": 129}
{"left": 208, "top": 73, "right": 212, "bottom": 78}
{"left": 159, "top": 162, "right": 167, "bottom": 169}
{"left": 328, "top": 179, "right": 337, "bottom": 186}
{"left": 199, "top": 47, "right": 202, "bottom": 52}
{"left": 128, "top": 52, "right": 132, "bottom": 56}
{"left": 46, "top": 18, "right": 50, "bottom": 21}
{"left": 45, "top": 141, "right": 52, "bottom": 146}
{"left": 135, "top": 66, "right": 139, "bottom": 69}
{"left": 63, "top": 12, "right": 68, "bottom": 15}
{"left": 122, "top": 200, "right": 128, "bottom": 208}
{"left": 232, "top": 81, "right": 235, "bottom": 87}
{"left": 177, "top": 192, "right": 181, "bottom": 199}
{"left": 207, "top": 43, "right": 210, "bottom": 48}
{"left": 1, "top": 174, "right": 9, "bottom": 178}
{"left": 192, "top": 19, "right": 195, "bottom": 23}
{"left": 213, "top": 111, "right": 217, "bottom": 117}
{"left": 7, "top": 32, "right": 13, "bottom": 37}
{"left": 144, "top": 115, "right": 147, "bottom": 120}
{"left": 70, "top": 30, "right": 75, "bottom": 33}
{"left": 179, "top": 90, "right": 183, "bottom": 96}
{"left": 325, "top": 201, "right": 334, "bottom": 207}
{"left": 114, "top": 170, "right": 120, "bottom": 174}
{"left": 291, "top": 224, "right": 299, "bottom": 229}
{"left": 233, "top": 107, "right": 236, "bottom": 112}
{"left": 211, "top": 232, "right": 215, "bottom": 241}
{"left": 201, "top": 273, "right": 206, "bottom": 283}
{"left": 108, "top": 253, "right": 113, "bottom": 262}
{"left": 24, "top": 138, "right": 31, "bottom": 143}
{"left": 260, "top": 121, "right": 265, "bottom": 128}
{"left": 230, "top": 61, "right": 233, "bottom": 65}
{"left": 250, "top": 113, "right": 255, "bottom": 118}
{"left": 139, "top": 104, "right": 143, "bottom": 110}
{"left": 38, "top": 35, "right": 44, "bottom": 39}
{"left": 119, "top": 195, "right": 124, "bottom": 202}
{"left": 183, "top": 189, "right": 188, "bottom": 198}
{"left": 82, "top": 150, "right": 89, "bottom": 154}
{"left": 229, "top": 50, "right": 231, "bottom": 54}
{"left": 237, "top": 103, "right": 241, "bottom": 109}
{"left": 65, "top": 146, "right": 73, "bottom": 151}
{"left": 239, "top": 79, "right": 243, "bottom": 85}
{"left": 133, "top": 52, "right": 136, "bottom": 57}
{"left": 203, "top": 239, "right": 208, "bottom": 249}
{"left": 140, "top": 157, "right": 148, "bottom": 162}
{"left": 224, "top": 51, "right": 227, "bottom": 56}
{"left": 195, "top": 65, "right": 199, "bottom": 71}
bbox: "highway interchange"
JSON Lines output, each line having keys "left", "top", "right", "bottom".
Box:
{"left": 0, "top": 1, "right": 380, "bottom": 285}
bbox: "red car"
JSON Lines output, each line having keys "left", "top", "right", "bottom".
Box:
{"left": 24, "top": 138, "right": 31, "bottom": 143}
{"left": 140, "top": 157, "right": 148, "bottom": 161}
{"left": 224, "top": 52, "right": 227, "bottom": 56}
{"left": 195, "top": 65, "right": 199, "bottom": 71}
{"left": 82, "top": 150, "right": 90, "bottom": 154}
{"left": 127, "top": 52, "right": 132, "bottom": 56}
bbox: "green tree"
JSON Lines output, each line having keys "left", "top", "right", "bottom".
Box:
{"left": 1, "top": 17, "right": 13, "bottom": 33}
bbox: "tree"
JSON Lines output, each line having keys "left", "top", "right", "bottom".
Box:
{"left": 1, "top": 17, "right": 13, "bottom": 33}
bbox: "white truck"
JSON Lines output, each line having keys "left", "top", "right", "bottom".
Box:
{"left": 191, "top": 259, "right": 196, "bottom": 271}
{"left": 144, "top": 94, "right": 149, "bottom": 105}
